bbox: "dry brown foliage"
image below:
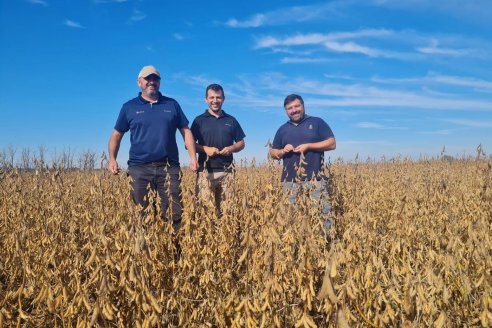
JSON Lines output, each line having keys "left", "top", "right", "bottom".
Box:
{"left": 0, "top": 157, "right": 491, "bottom": 327}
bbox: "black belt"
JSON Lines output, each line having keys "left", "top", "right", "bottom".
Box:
{"left": 148, "top": 161, "right": 168, "bottom": 167}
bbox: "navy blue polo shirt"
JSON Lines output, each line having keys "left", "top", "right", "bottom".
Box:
{"left": 272, "top": 115, "right": 334, "bottom": 182}
{"left": 114, "top": 93, "right": 189, "bottom": 167}
{"left": 191, "top": 110, "right": 245, "bottom": 172}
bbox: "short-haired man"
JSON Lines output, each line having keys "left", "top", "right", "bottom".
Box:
{"left": 108, "top": 65, "right": 198, "bottom": 232}
{"left": 191, "top": 84, "right": 245, "bottom": 211}
{"left": 269, "top": 94, "right": 336, "bottom": 240}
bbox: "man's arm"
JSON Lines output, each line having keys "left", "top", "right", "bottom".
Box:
{"left": 293, "top": 137, "right": 336, "bottom": 154}
{"left": 108, "top": 129, "right": 124, "bottom": 174}
{"left": 196, "top": 144, "right": 220, "bottom": 157}
{"left": 219, "top": 139, "right": 245, "bottom": 156}
{"left": 269, "top": 143, "right": 295, "bottom": 160}
{"left": 180, "top": 127, "right": 199, "bottom": 171}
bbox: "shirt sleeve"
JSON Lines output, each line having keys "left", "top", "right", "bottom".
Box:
{"left": 174, "top": 101, "right": 189, "bottom": 129}
{"left": 272, "top": 127, "right": 283, "bottom": 149}
{"left": 114, "top": 106, "right": 129, "bottom": 133}
{"left": 318, "top": 119, "right": 335, "bottom": 140}
{"left": 190, "top": 118, "right": 202, "bottom": 143}
{"left": 233, "top": 118, "right": 246, "bottom": 142}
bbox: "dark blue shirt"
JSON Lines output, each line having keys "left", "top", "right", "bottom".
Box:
{"left": 272, "top": 115, "right": 334, "bottom": 182}
{"left": 191, "top": 110, "right": 245, "bottom": 172}
{"left": 114, "top": 93, "right": 189, "bottom": 167}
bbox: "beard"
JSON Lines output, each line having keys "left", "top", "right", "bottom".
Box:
{"left": 144, "top": 87, "right": 159, "bottom": 98}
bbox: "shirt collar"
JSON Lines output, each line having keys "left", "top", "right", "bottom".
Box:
{"left": 138, "top": 92, "right": 163, "bottom": 104}
{"left": 204, "top": 109, "right": 226, "bottom": 118}
{"left": 288, "top": 114, "right": 310, "bottom": 125}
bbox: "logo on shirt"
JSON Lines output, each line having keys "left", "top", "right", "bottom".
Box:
{"left": 136, "top": 111, "right": 144, "bottom": 114}
{"left": 225, "top": 123, "right": 232, "bottom": 127}
{"left": 308, "top": 124, "right": 313, "bottom": 130}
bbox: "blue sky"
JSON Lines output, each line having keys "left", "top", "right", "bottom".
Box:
{"left": 1, "top": 0, "right": 491, "bottom": 166}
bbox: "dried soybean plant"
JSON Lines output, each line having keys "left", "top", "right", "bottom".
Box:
{"left": 1, "top": 156, "right": 491, "bottom": 327}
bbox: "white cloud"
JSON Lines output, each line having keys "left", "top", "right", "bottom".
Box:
{"left": 372, "top": 72, "right": 492, "bottom": 93}
{"left": 417, "top": 129, "right": 452, "bottom": 135}
{"left": 173, "top": 33, "right": 184, "bottom": 41}
{"left": 325, "top": 41, "right": 379, "bottom": 57}
{"left": 93, "top": 0, "right": 128, "bottom": 3}
{"left": 64, "top": 19, "right": 85, "bottom": 29}
{"left": 417, "top": 39, "right": 473, "bottom": 57}
{"left": 254, "top": 29, "right": 422, "bottom": 60}
{"left": 225, "top": 14, "right": 266, "bottom": 28}
{"left": 173, "top": 73, "right": 217, "bottom": 88}
{"left": 254, "top": 29, "right": 487, "bottom": 62}
{"left": 28, "top": 0, "right": 48, "bottom": 6}
{"left": 356, "top": 122, "right": 407, "bottom": 130}
{"left": 371, "top": 0, "right": 492, "bottom": 23}
{"left": 428, "top": 73, "right": 492, "bottom": 93}
{"left": 176, "top": 72, "right": 492, "bottom": 113}
{"left": 223, "top": 2, "right": 347, "bottom": 28}
{"left": 340, "top": 140, "right": 394, "bottom": 146}
{"left": 281, "top": 57, "right": 331, "bottom": 64}
{"left": 255, "top": 29, "right": 393, "bottom": 49}
{"left": 445, "top": 119, "right": 492, "bottom": 128}
{"left": 223, "top": 0, "right": 492, "bottom": 31}
{"left": 251, "top": 74, "right": 492, "bottom": 111}
{"left": 130, "top": 10, "right": 146, "bottom": 22}
{"left": 324, "top": 74, "right": 356, "bottom": 81}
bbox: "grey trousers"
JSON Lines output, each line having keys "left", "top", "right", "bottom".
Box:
{"left": 282, "top": 179, "right": 333, "bottom": 233}
{"left": 128, "top": 163, "right": 182, "bottom": 231}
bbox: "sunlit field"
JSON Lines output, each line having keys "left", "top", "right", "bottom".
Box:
{"left": 1, "top": 156, "right": 491, "bottom": 327}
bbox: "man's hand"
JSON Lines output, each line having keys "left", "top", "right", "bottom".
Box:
{"left": 189, "top": 158, "right": 199, "bottom": 172}
{"left": 219, "top": 146, "right": 233, "bottom": 156}
{"left": 204, "top": 146, "right": 220, "bottom": 157}
{"left": 294, "top": 143, "right": 310, "bottom": 154}
{"left": 283, "top": 144, "right": 294, "bottom": 154}
{"left": 108, "top": 160, "right": 121, "bottom": 174}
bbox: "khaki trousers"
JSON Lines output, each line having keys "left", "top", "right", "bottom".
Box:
{"left": 195, "top": 171, "right": 233, "bottom": 211}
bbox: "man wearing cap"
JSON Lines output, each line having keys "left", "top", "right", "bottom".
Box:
{"left": 108, "top": 65, "right": 198, "bottom": 232}
{"left": 269, "top": 94, "right": 336, "bottom": 241}
{"left": 191, "top": 83, "right": 245, "bottom": 212}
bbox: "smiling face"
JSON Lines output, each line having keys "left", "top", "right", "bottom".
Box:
{"left": 138, "top": 74, "right": 161, "bottom": 100}
{"left": 205, "top": 89, "right": 224, "bottom": 115}
{"left": 284, "top": 98, "right": 305, "bottom": 123}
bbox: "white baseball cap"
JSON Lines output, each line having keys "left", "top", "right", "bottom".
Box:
{"left": 138, "top": 65, "right": 160, "bottom": 79}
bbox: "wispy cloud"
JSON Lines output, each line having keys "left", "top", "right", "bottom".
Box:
{"left": 281, "top": 57, "right": 331, "bottom": 64}
{"left": 255, "top": 29, "right": 393, "bottom": 49}
{"left": 224, "top": 1, "right": 492, "bottom": 31}
{"left": 64, "top": 19, "right": 85, "bottom": 29}
{"left": 372, "top": 72, "right": 492, "bottom": 93}
{"left": 371, "top": 0, "right": 492, "bottom": 23}
{"left": 28, "top": 0, "right": 48, "bottom": 6}
{"left": 130, "top": 10, "right": 146, "bottom": 22}
{"left": 445, "top": 119, "right": 492, "bottom": 128}
{"left": 223, "top": 2, "right": 348, "bottom": 28}
{"left": 417, "top": 129, "right": 452, "bottom": 135}
{"left": 225, "top": 14, "right": 266, "bottom": 28}
{"left": 417, "top": 39, "right": 473, "bottom": 57}
{"left": 93, "top": 0, "right": 128, "bottom": 3}
{"left": 428, "top": 73, "right": 492, "bottom": 93}
{"left": 173, "top": 73, "right": 218, "bottom": 88}
{"left": 356, "top": 122, "right": 407, "bottom": 130}
{"left": 254, "top": 29, "right": 423, "bottom": 60}
{"left": 341, "top": 140, "right": 394, "bottom": 146}
{"left": 217, "top": 73, "right": 492, "bottom": 112}
{"left": 325, "top": 41, "right": 379, "bottom": 57}
{"left": 173, "top": 33, "right": 185, "bottom": 41}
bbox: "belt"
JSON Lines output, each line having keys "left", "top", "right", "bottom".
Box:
{"left": 148, "top": 161, "right": 168, "bottom": 167}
